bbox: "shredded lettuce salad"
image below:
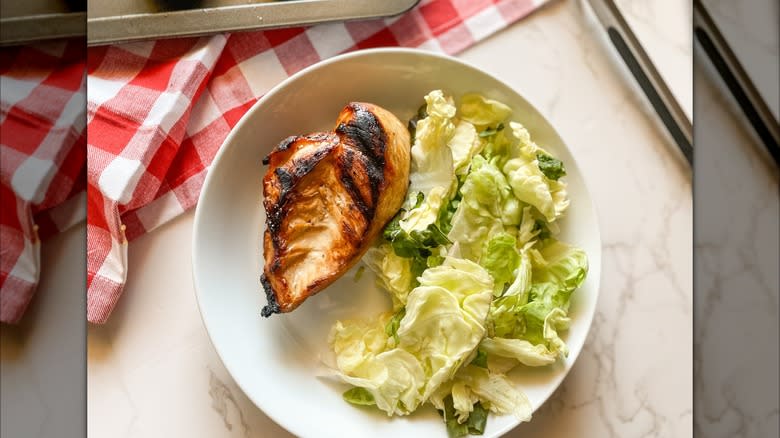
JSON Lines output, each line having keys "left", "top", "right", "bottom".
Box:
{"left": 328, "top": 90, "right": 588, "bottom": 437}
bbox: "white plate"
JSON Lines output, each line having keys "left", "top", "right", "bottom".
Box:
{"left": 193, "top": 48, "right": 601, "bottom": 438}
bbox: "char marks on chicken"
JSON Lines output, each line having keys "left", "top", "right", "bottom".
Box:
{"left": 261, "top": 103, "right": 411, "bottom": 316}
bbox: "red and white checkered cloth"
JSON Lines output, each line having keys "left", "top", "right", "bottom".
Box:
{"left": 86, "top": 0, "right": 548, "bottom": 324}
{"left": 1, "top": 39, "right": 87, "bottom": 323}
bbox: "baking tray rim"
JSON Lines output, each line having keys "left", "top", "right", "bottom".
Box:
{"left": 87, "top": 0, "right": 422, "bottom": 46}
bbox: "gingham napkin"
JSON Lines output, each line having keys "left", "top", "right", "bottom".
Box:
{"left": 86, "top": 0, "right": 548, "bottom": 323}
{"left": 0, "top": 39, "right": 87, "bottom": 323}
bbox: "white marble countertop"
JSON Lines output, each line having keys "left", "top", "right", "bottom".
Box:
{"left": 87, "top": 1, "right": 693, "bottom": 436}
{"left": 3, "top": 0, "right": 696, "bottom": 437}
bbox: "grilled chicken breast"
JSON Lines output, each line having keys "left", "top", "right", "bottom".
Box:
{"left": 261, "top": 103, "right": 411, "bottom": 316}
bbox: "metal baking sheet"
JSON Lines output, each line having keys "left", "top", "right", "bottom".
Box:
{"left": 87, "top": 0, "right": 421, "bottom": 46}
{"left": 1, "top": 0, "right": 86, "bottom": 46}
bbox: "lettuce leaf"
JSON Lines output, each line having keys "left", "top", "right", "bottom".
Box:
{"left": 330, "top": 315, "right": 395, "bottom": 375}
{"left": 385, "top": 308, "right": 406, "bottom": 344}
{"left": 448, "top": 120, "right": 480, "bottom": 175}
{"left": 480, "top": 129, "right": 514, "bottom": 169}
{"left": 343, "top": 387, "right": 376, "bottom": 406}
{"left": 436, "top": 394, "right": 487, "bottom": 437}
{"left": 532, "top": 240, "right": 589, "bottom": 298}
{"left": 515, "top": 206, "right": 539, "bottom": 247}
{"left": 381, "top": 192, "right": 454, "bottom": 296}
{"left": 409, "top": 90, "right": 456, "bottom": 198}
{"left": 487, "top": 294, "right": 525, "bottom": 339}
{"left": 329, "top": 258, "right": 494, "bottom": 416}
{"left": 536, "top": 152, "right": 566, "bottom": 180}
{"left": 333, "top": 348, "right": 427, "bottom": 415}
{"left": 486, "top": 354, "right": 522, "bottom": 375}
{"left": 447, "top": 156, "right": 514, "bottom": 261}
{"left": 470, "top": 349, "right": 488, "bottom": 369}
{"left": 465, "top": 401, "right": 488, "bottom": 434}
{"left": 486, "top": 248, "right": 531, "bottom": 340}
{"left": 549, "top": 179, "right": 571, "bottom": 223}
{"left": 503, "top": 157, "right": 556, "bottom": 222}
{"left": 459, "top": 94, "right": 512, "bottom": 127}
{"left": 507, "top": 121, "right": 571, "bottom": 219}
{"left": 362, "top": 244, "right": 415, "bottom": 309}
{"left": 480, "top": 232, "right": 520, "bottom": 294}
{"left": 452, "top": 365, "right": 532, "bottom": 421}
{"left": 503, "top": 250, "right": 532, "bottom": 298}
{"left": 519, "top": 299, "right": 572, "bottom": 358}
{"left": 486, "top": 239, "right": 587, "bottom": 360}
{"left": 400, "top": 186, "right": 448, "bottom": 234}
{"left": 479, "top": 337, "right": 557, "bottom": 367}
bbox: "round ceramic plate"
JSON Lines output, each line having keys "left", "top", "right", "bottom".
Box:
{"left": 193, "top": 48, "right": 601, "bottom": 438}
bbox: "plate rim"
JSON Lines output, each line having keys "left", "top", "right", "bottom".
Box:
{"left": 192, "top": 47, "right": 602, "bottom": 437}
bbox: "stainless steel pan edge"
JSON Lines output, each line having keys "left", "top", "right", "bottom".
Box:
{"left": 87, "top": 0, "right": 421, "bottom": 46}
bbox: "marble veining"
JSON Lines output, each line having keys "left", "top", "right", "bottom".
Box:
{"left": 693, "top": 68, "right": 779, "bottom": 438}
{"left": 208, "top": 367, "right": 250, "bottom": 437}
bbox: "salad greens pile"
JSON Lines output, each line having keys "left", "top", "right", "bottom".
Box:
{"left": 328, "top": 90, "right": 588, "bottom": 436}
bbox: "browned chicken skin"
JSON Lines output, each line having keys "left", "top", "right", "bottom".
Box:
{"left": 261, "top": 103, "right": 411, "bottom": 316}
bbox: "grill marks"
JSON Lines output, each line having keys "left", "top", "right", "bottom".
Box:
{"left": 265, "top": 104, "right": 388, "bottom": 248}
{"left": 263, "top": 134, "right": 340, "bottom": 256}
{"left": 336, "top": 103, "right": 387, "bottom": 211}
{"left": 276, "top": 142, "right": 337, "bottom": 205}
{"left": 260, "top": 102, "right": 410, "bottom": 317}
{"left": 337, "top": 148, "right": 371, "bottom": 220}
